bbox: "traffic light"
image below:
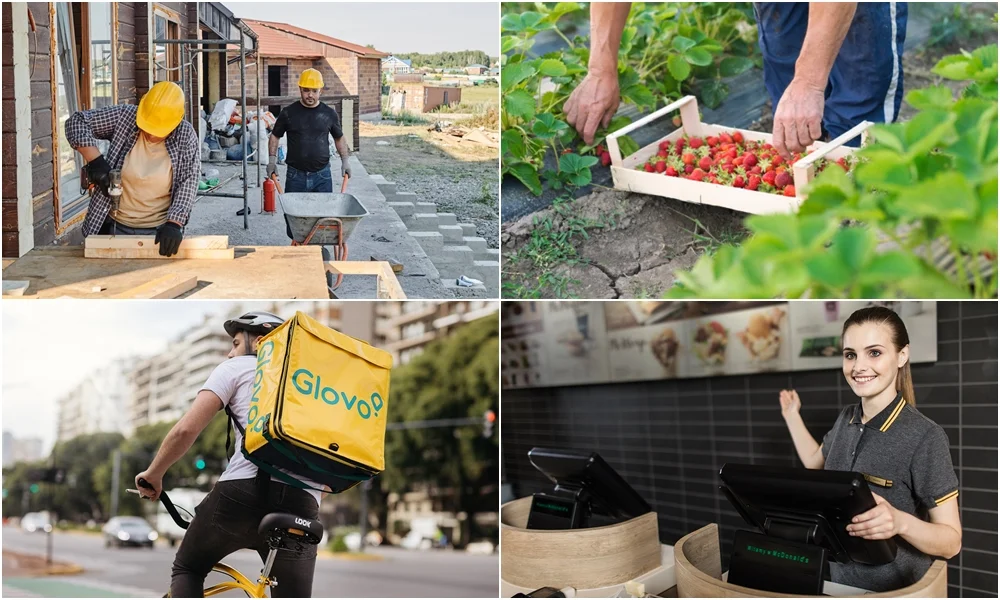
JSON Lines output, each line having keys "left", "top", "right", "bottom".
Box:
{"left": 29, "top": 484, "right": 40, "bottom": 494}
{"left": 482, "top": 409, "right": 496, "bottom": 438}
{"left": 195, "top": 455, "right": 206, "bottom": 470}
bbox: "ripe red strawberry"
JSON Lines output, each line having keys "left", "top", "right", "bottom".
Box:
{"left": 725, "top": 148, "right": 738, "bottom": 160}
{"left": 734, "top": 156, "right": 744, "bottom": 167}
{"left": 762, "top": 171, "right": 776, "bottom": 186}
{"left": 688, "top": 137, "right": 704, "bottom": 149}
{"left": 682, "top": 153, "right": 696, "bottom": 166}
{"left": 596, "top": 144, "right": 606, "bottom": 155}
{"left": 561, "top": 148, "right": 572, "bottom": 155}
{"left": 655, "top": 160, "right": 667, "bottom": 173}
{"left": 750, "top": 165, "right": 762, "bottom": 175}
{"left": 774, "top": 171, "right": 792, "bottom": 188}
{"left": 733, "top": 176, "right": 745, "bottom": 188}
{"left": 684, "top": 164, "right": 695, "bottom": 174}
{"left": 689, "top": 168, "right": 707, "bottom": 181}
{"left": 706, "top": 136, "right": 719, "bottom": 148}
{"left": 657, "top": 149, "right": 669, "bottom": 159}
{"left": 721, "top": 163, "right": 735, "bottom": 174}
{"left": 658, "top": 140, "right": 670, "bottom": 152}
{"left": 742, "top": 152, "right": 758, "bottom": 168}
{"left": 672, "top": 116, "right": 682, "bottom": 127}
{"left": 783, "top": 185, "right": 796, "bottom": 197}
{"left": 746, "top": 175, "right": 760, "bottom": 191}
{"left": 666, "top": 165, "right": 679, "bottom": 177}
{"left": 698, "top": 156, "right": 713, "bottom": 171}
{"left": 600, "top": 151, "right": 612, "bottom": 167}
{"left": 719, "top": 132, "right": 733, "bottom": 145}
{"left": 837, "top": 157, "right": 850, "bottom": 172}
{"left": 732, "top": 131, "right": 744, "bottom": 144}
{"left": 644, "top": 162, "right": 655, "bottom": 172}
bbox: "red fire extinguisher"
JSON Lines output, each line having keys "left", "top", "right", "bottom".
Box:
{"left": 262, "top": 175, "right": 279, "bottom": 213}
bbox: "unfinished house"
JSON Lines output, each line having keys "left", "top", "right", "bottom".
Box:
{"left": 198, "top": 2, "right": 257, "bottom": 116}
{"left": 2, "top": 2, "right": 198, "bottom": 258}
{"left": 388, "top": 78, "right": 463, "bottom": 114}
{"left": 223, "top": 18, "right": 387, "bottom": 145}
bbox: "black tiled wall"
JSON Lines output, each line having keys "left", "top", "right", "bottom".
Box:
{"left": 502, "top": 302, "right": 998, "bottom": 598}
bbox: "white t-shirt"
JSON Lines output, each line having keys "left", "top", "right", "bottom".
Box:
{"left": 201, "top": 355, "right": 323, "bottom": 503}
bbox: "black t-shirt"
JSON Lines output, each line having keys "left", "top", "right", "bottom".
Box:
{"left": 271, "top": 101, "right": 344, "bottom": 173}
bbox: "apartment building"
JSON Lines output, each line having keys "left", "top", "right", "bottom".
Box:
{"left": 2, "top": 431, "right": 44, "bottom": 468}
{"left": 129, "top": 318, "right": 230, "bottom": 430}
{"left": 56, "top": 357, "right": 136, "bottom": 442}
{"left": 375, "top": 301, "right": 498, "bottom": 365}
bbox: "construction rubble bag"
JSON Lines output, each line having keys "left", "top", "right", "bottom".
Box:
{"left": 241, "top": 311, "right": 392, "bottom": 494}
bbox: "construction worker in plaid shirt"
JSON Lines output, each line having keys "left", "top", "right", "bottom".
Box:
{"left": 66, "top": 81, "right": 199, "bottom": 256}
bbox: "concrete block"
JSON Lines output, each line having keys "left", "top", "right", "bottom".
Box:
{"left": 459, "top": 223, "right": 478, "bottom": 237}
{"left": 435, "top": 245, "right": 474, "bottom": 266}
{"left": 395, "top": 191, "right": 418, "bottom": 204}
{"left": 415, "top": 201, "right": 437, "bottom": 214}
{"left": 462, "top": 236, "right": 488, "bottom": 253}
{"left": 439, "top": 225, "right": 464, "bottom": 243}
{"left": 436, "top": 212, "right": 458, "bottom": 226}
{"left": 375, "top": 181, "right": 397, "bottom": 198}
{"left": 471, "top": 260, "right": 500, "bottom": 289}
{"left": 409, "top": 213, "right": 440, "bottom": 231}
{"left": 475, "top": 248, "right": 500, "bottom": 262}
{"left": 369, "top": 174, "right": 388, "bottom": 184}
{"left": 408, "top": 231, "right": 444, "bottom": 253}
{"left": 388, "top": 201, "right": 415, "bottom": 218}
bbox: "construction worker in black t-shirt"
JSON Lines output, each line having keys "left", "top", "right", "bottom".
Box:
{"left": 268, "top": 68, "right": 352, "bottom": 238}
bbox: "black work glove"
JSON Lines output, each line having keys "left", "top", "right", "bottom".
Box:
{"left": 86, "top": 155, "right": 112, "bottom": 194}
{"left": 155, "top": 222, "right": 184, "bottom": 257}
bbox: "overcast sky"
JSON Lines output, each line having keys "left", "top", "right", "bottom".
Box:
{"left": 223, "top": 2, "right": 499, "bottom": 55}
{"left": 2, "top": 301, "right": 238, "bottom": 455}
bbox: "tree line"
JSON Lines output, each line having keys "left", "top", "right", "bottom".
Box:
{"left": 3, "top": 316, "right": 498, "bottom": 545}
{"left": 393, "top": 50, "right": 495, "bottom": 69}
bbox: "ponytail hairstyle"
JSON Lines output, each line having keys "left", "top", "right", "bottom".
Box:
{"left": 842, "top": 306, "right": 915, "bottom": 406}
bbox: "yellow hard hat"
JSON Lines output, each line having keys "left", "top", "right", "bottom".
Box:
{"left": 136, "top": 81, "right": 185, "bottom": 138}
{"left": 298, "top": 68, "right": 324, "bottom": 89}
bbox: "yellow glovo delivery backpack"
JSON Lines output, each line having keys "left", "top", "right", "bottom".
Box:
{"left": 229, "top": 311, "right": 392, "bottom": 494}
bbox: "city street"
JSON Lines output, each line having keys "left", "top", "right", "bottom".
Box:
{"left": 2, "top": 527, "right": 498, "bottom": 597}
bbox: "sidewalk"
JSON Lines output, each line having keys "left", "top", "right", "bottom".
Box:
{"left": 186, "top": 155, "right": 455, "bottom": 299}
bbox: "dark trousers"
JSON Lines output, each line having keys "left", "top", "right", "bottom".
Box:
{"left": 170, "top": 476, "right": 319, "bottom": 598}
{"left": 283, "top": 164, "right": 333, "bottom": 240}
{"left": 98, "top": 218, "right": 159, "bottom": 236}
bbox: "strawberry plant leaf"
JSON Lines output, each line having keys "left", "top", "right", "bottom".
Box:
{"left": 502, "top": 61, "right": 538, "bottom": 92}
{"left": 501, "top": 35, "right": 521, "bottom": 55}
{"left": 719, "top": 56, "right": 754, "bottom": 77}
{"left": 672, "top": 36, "right": 697, "bottom": 52}
{"left": 618, "top": 135, "right": 640, "bottom": 158}
{"left": 621, "top": 83, "right": 655, "bottom": 110}
{"left": 502, "top": 130, "right": 529, "bottom": 161}
{"left": 531, "top": 113, "right": 569, "bottom": 139}
{"left": 857, "top": 252, "right": 922, "bottom": 285}
{"left": 805, "top": 253, "right": 853, "bottom": 290}
{"left": 537, "top": 58, "right": 568, "bottom": 78}
{"left": 684, "top": 47, "right": 714, "bottom": 67}
{"left": 833, "top": 227, "right": 875, "bottom": 273}
{"left": 559, "top": 153, "right": 599, "bottom": 173}
{"left": 503, "top": 89, "right": 536, "bottom": 121}
{"left": 933, "top": 54, "right": 973, "bottom": 80}
{"left": 904, "top": 86, "right": 954, "bottom": 111}
{"left": 667, "top": 54, "right": 692, "bottom": 81}
{"left": 542, "top": 2, "right": 584, "bottom": 24}
{"left": 508, "top": 162, "right": 543, "bottom": 196}
{"left": 699, "top": 79, "right": 727, "bottom": 109}
{"left": 895, "top": 172, "right": 978, "bottom": 220}
{"left": 902, "top": 110, "right": 957, "bottom": 157}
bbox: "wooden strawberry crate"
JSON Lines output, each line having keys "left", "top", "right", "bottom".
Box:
{"left": 606, "top": 95, "right": 872, "bottom": 215}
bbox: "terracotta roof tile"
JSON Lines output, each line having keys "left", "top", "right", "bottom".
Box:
{"left": 244, "top": 19, "right": 389, "bottom": 58}
{"left": 238, "top": 22, "right": 323, "bottom": 58}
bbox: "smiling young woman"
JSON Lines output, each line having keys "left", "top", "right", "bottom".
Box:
{"left": 777, "top": 306, "right": 962, "bottom": 593}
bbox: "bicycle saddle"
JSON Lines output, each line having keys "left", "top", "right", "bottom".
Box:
{"left": 258, "top": 512, "right": 323, "bottom": 545}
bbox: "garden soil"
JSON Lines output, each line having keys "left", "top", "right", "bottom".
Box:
{"left": 502, "top": 4, "right": 997, "bottom": 299}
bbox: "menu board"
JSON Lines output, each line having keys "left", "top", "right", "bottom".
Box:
{"left": 500, "top": 302, "right": 545, "bottom": 389}
{"left": 789, "top": 301, "right": 937, "bottom": 370}
{"left": 537, "top": 301, "right": 611, "bottom": 386}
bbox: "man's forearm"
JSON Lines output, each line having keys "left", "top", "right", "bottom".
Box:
{"left": 795, "top": 3, "right": 857, "bottom": 88}
{"left": 897, "top": 511, "right": 962, "bottom": 559}
{"left": 589, "top": 3, "right": 631, "bottom": 75}
{"left": 147, "top": 423, "right": 200, "bottom": 477}
{"left": 334, "top": 136, "right": 351, "bottom": 160}
{"left": 77, "top": 146, "right": 102, "bottom": 162}
{"left": 268, "top": 135, "right": 279, "bottom": 158}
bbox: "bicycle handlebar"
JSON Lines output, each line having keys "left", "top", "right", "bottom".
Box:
{"left": 137, "top": 477, "right": 189, "bottom": 530}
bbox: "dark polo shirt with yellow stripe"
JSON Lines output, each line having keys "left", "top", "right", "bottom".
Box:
{"left": 821, "top": 394, "right": 959, "bottom": 592}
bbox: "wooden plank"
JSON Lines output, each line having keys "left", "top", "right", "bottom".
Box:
{"left": 3, "top": 246, "right": 329, "bottom": 299}
{"left": 111, "top": 274, "right": 197, "bottom": 299}
{"left": 2, "top": 280, "right": 29, "bottom": 296}
{"left": 325, "top": 260, "right": 407, "bottom": 299}
{"left": 84, "top": 235, "right": 234, "bottom": 259}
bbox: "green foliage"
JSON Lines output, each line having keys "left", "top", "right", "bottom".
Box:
{"left": 381, "top": 316, "right": 498, "bottom": 544}
{"left": 667, "top": 45, "right": 999, "bottom": 299}
{"left": 501, "top": 2, "right": 759, "bottom": 195}
{"left": 926, "top": 5, "right": 996, "bottom": 50}
{"left": 393, "top": 50, "right": 493, "bottom": 70}
{"left": 329, "top": 533, "right": 350, "bottom": 553}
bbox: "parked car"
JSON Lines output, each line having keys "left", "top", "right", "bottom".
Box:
{"left": 154, "top": 488, "right": 207, "bottom": 547}
{"left": 21, "top": 512, "right": 52, "bottom": 533}
{"left": 103, "top": 516, "right": 157, "bottom": 549}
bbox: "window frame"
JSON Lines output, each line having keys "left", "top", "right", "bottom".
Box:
{"left": 152, "top": 5, "right": 182, "bottom": 84}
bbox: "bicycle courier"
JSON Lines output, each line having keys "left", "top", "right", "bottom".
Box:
{"left": 230, "top": 311, "right": 392, "bottom": 494}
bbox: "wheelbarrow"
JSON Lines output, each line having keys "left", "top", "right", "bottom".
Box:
{"left": 275, "top": 174, "right": 370, "bottom": 291}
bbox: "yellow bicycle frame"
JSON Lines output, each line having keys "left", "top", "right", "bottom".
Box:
{"left": 164, "top": 562, "right": 273, "bottom": 598}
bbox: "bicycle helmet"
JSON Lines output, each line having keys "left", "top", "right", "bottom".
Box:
{"left": 224, "top": 311, "right": 284, "bottom": 337}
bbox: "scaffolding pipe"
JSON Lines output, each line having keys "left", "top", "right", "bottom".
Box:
{"left": 240, "top": 41, "right": 248, "bottom": 228}
{"left": 256, "top": 50, "right": 262, "bottom": 206}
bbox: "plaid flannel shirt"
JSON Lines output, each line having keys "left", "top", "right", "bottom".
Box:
{"left": 65, "top": 104, "right": 200, "bottom": 236}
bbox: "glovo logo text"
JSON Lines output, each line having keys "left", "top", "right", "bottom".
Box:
{"left": 290, "top": 368, "right": 384, "bottom": 420}
{"left": 248, "top": 340, "right": 275, "bottom": 433}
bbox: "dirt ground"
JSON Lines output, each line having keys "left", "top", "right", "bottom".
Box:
{"left": 502, "top": 26, "right": 998, "bottom": 299}
{"left": 358, "top": 120, "right": 499, "bottom": 247}
{"left": 2, "top": 550, "right": 81, "bottom": 576}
